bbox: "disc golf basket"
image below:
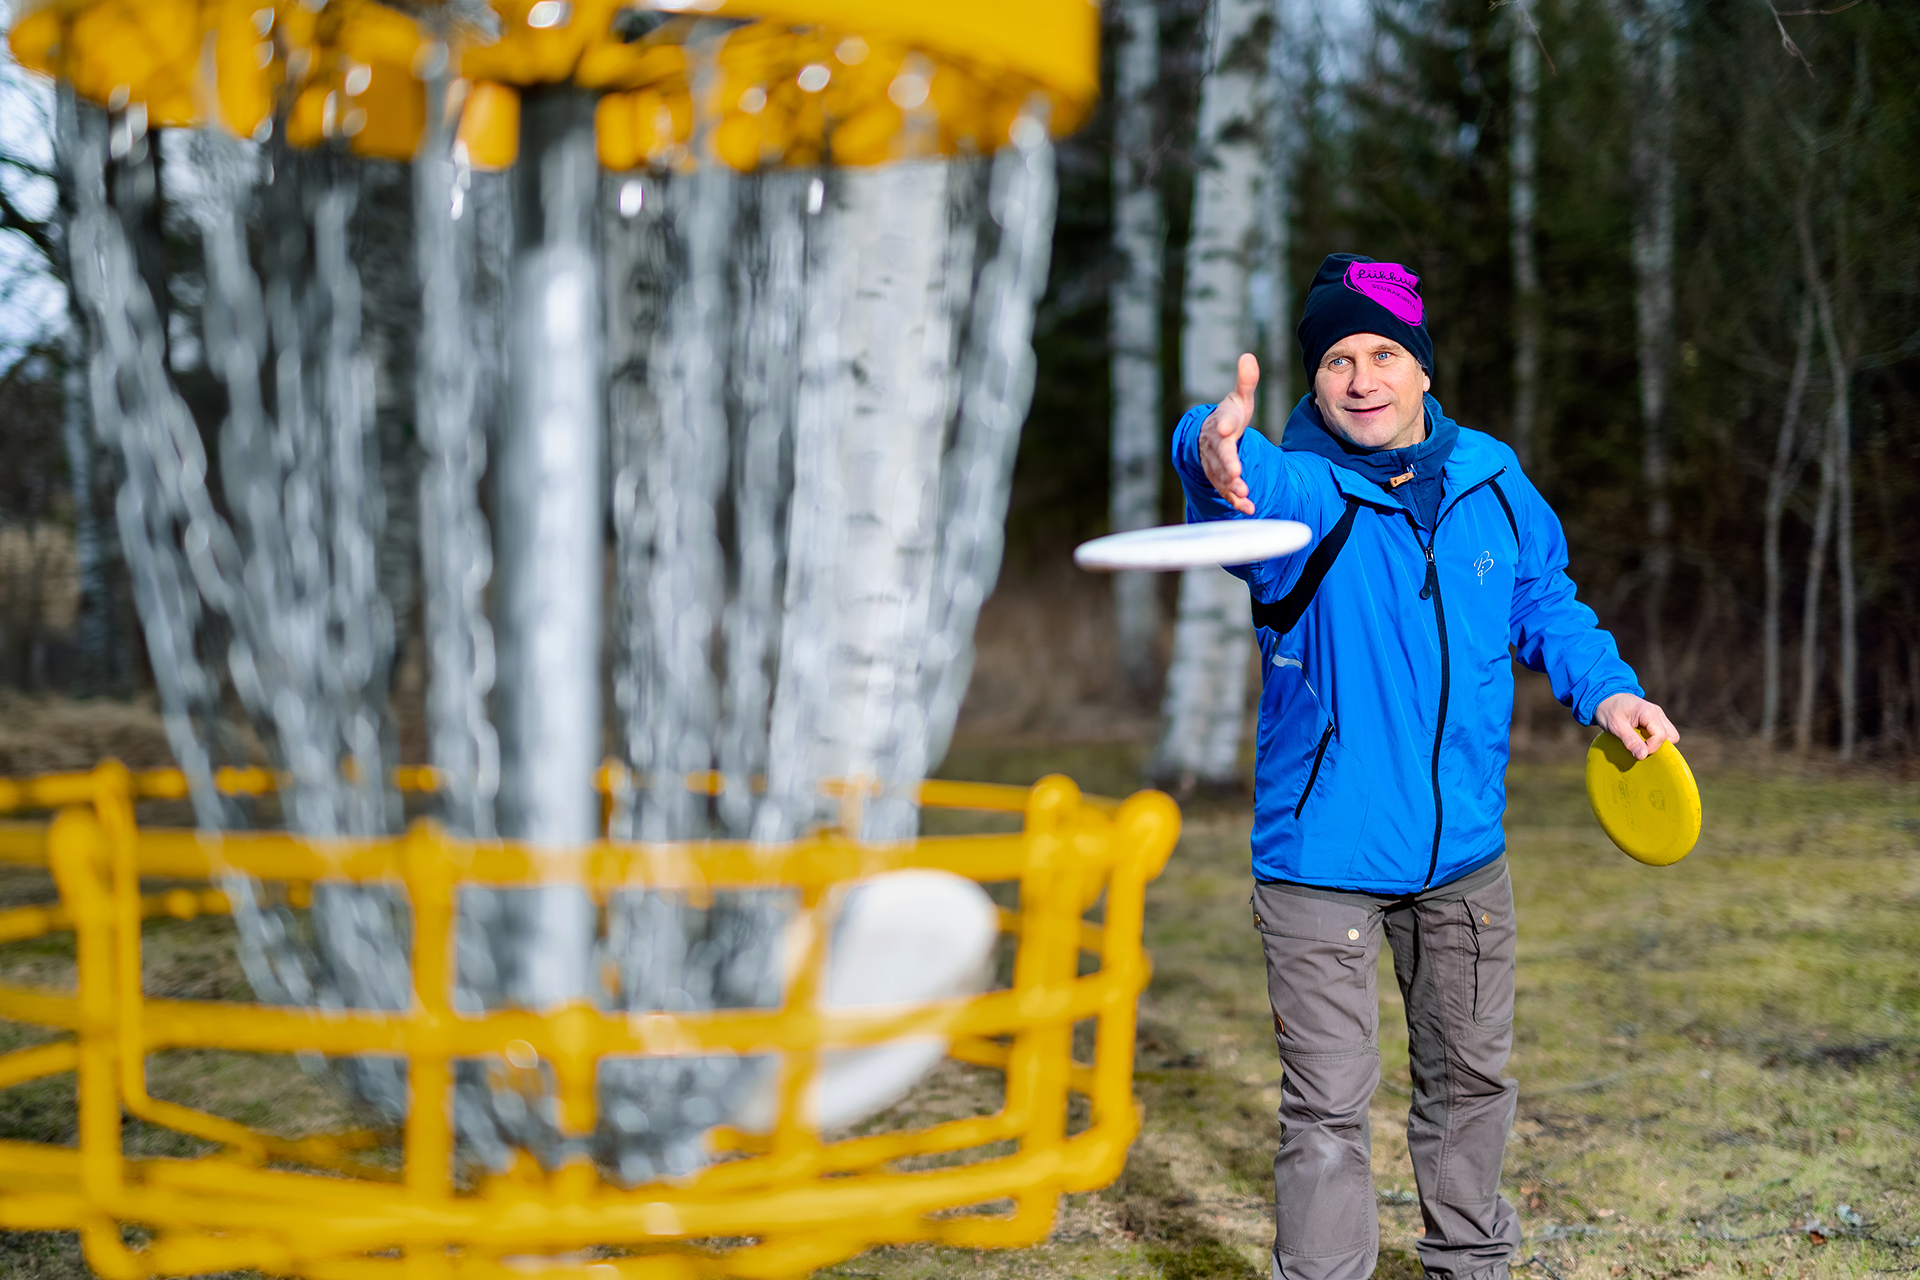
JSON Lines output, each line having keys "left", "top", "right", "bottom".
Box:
{"left": 0, "top": 2, "right": 1176, "bottom": 1276}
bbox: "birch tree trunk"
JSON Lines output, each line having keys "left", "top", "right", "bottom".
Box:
{"left": 1109, "top": 0, "right": 1165, "bottom": 695}
{"left": 1793, "top": 423, "right": 1834, "bottom": 757}
{"left": 1259, "top": 0, "right": 1296, "bottom": 440}
{"left": 1509, "top": 3, "right": 1541, "bottom": 470}
{"left": 52, "top": 85, "right": 112, "bottom": 694}
{"left": 1809, "top": 258, "right": 1857, "bottom": 760}
{"left": 1760, "top": 297, "right": 1813, "bottom": 746}
{"left": 1148, "top": 0, "right": 1271, "bottom": 791}
{"left": 1622, "top": 0, "right": 1677, "bottom": 695}
{"left": 1795, "top": 194, "right": 1859, "bottom": 758}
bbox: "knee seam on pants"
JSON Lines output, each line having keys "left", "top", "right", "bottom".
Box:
{"left": 1273, "top": 1242, "right": 1377, "bottom": 1262}
{"left": 1277, "top": 1048, "right": 1377, "bottom": 1063}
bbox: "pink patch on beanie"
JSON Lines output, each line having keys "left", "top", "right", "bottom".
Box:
{"left": 1343, "top": 261, "right": 1424, "bottom": 327}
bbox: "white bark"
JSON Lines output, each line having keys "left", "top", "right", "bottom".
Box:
{"left": 53, "top": 85, "right": 112, "bottom": 693}
{"left": 1808, "top": 254, "right": 1857, "bottom": 760}
{"left": 1259, "top": 0, "right": 1297, "bottom": 439}
{"left": 1760, "top": 297, "right": 1814, "bottom": 746}
{"left": 1622, "top": 0, "right": 1677, "bottom": 694}
{"left": 760, "top": 162, "right": 965, "bottom": 841}
{"left": 1794, "top": 421, "right": 1834, "bottom": 757}
{"left": 1794, "top": 194, "right": 1859, "bottom": 757}
{"left": 824, "top": 163, "right": 964, "bottom": 836}
{"left": 1509, "top": 3, "right": 1541, "bottom": 470}
{"left": 1109, "top": 0, "right": 1166, "bottom": 694}
{"left": 1150, "top": 0, "right": 1270, "bottom": 789}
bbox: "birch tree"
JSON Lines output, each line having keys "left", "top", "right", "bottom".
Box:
{"left": 1798, "top": 201, "right": 1858, "bottom": 758}
{"left": 49, "top": 87, "right": 127, "bottom": 691}
{"left": 1793, "top": 411, "right": 1834, "bottom": 756}
{"left": 1508, "top": 1, "right": 1542, "bottom": 469}
{"left": 1258, "top": 0, "right": 1297, "bottom": 441}
{"left": 1759, "top": 296, "right": 1813, "bottom": 745}
{"left": 1109, "top": 0, "right": 1165, "bottom": 694}
{"left": 1148, "top": 0, "right": 1272, "bottom": 790}
{"left": 1618, "top": 0, "right": 1678, "bottom": 694}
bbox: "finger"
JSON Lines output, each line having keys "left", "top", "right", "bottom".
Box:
{"left": 1229, "top": 352, "right": 1260, "bottom": 409}
{"left": 1642, "top": 706, "right": 1679, "bottom": 751}
{"left": 1610, "top": 713, "right": 1650, "bottom": 760}
{"left": 1202, "top": 427, "right": 1243, "bottom": 490}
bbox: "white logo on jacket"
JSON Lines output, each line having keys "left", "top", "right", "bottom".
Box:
{"left": 1474, "top": 550, "right": 1494, "bottom": 583}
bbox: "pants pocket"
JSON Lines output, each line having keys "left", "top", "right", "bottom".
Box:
{"left": 1251, "top": 883, "right": 1379, "bottom": 1050}
{"left": 1461, "top": 872, "right": 1516, "bottom": 1028}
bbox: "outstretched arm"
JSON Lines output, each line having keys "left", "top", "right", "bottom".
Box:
{"left": 1170, "top": 353, "right": 1309, "bottom": 524}
{"left": 1504, "top": 469, "right": 1679, "bottom": 761}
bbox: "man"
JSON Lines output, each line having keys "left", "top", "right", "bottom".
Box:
{"left": 1173, "top": 253, "right": 1677, "bottom": 1280}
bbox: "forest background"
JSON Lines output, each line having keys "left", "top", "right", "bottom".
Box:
{"left": 0, "top": 0, "right": 1916, "bottom": 775}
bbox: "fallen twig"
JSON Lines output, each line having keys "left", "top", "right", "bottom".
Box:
{"left": 1519, "top": 1252, "right": 1568, "bottom": 1280}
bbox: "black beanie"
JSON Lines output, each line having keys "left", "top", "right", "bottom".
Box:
{"left": 1296, "top": 253, "right": 1433, "bottom": 383}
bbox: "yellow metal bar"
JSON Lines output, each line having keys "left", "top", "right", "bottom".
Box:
{"left": 46, "top": 806, "right": 123, "bottom": 1203}
{"left": 402, "top": 823, "right": 455, "bottom": 1204}
{"left": 0, "top": 820, "right": 47, "bottom": 865}
{"left": 0, "top": 1039, "right": 78, "bottom": 1090}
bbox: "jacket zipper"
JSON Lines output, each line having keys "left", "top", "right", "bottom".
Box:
{"left": 1295, "top": 722, "right": 1335, "bottom": 819}
{"left": 1416, "top": 470, "right": 1506, "bottom": 889}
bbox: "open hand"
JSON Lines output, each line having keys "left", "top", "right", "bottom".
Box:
{"left": 1198, "top": 353, "right": 1261, "bottom": 516}
{"left": 1594, "top": 692, "right": 1679, "bottom": 761}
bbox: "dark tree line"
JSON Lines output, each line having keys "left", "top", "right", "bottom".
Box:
{"left": 1013, "top": 0, "right": 1920, "bottom": 757}
{"left": 2, "top": 2, "right": 1917, "bottom": 760}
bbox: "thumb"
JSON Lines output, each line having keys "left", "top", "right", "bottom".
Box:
{"left": 1229, "top": 353, "right": 1260, "bottom": 411}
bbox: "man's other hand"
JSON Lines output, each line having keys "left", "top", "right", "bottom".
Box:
{"left": 1594, "top": 692, "right": 1679, "bottom": 761}
{"left": 1199, "top": 353, "right": 1261, "bottom": 515}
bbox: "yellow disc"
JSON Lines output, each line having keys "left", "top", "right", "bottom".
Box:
{"left": 1584, "top": 731, "right": 1702, "bottom": 866}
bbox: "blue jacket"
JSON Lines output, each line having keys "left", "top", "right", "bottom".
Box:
{"left": 1173, "top": 395, "right": 1642, "bottom": 893}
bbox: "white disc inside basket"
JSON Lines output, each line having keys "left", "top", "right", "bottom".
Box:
{"left": 731, "top": 869, "right": 1000, "bottom": 1134}
{"left": 1073, "top": 519, "right": 1313, "bottom": 572}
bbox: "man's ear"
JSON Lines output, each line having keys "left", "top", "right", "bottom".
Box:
{"left": 1421, "top": 370, "right": 1432, "bottom": 394}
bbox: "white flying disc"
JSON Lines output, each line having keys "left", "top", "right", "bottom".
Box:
{"left": 1073, "top": 520, "right": 1312, "bottom": 572}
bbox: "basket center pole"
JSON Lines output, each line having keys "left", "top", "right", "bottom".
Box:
{"left": 494, "top": 84, "right": 605, "bottom": 1009}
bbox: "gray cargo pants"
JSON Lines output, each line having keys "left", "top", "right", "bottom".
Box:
{"left": 1252, "top": 857, "right": 1522, "bottom": 1280}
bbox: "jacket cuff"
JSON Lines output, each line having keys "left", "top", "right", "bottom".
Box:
{"left": 1170, "top": 404, "right": 1217, "bottom": 489}
{"left": 1577, "top": 680, "right": 1644, "bottom": 727}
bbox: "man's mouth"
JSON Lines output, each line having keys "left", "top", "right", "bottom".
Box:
{"left": 1345, "top": 403, "right": 1390, "bottom": 417}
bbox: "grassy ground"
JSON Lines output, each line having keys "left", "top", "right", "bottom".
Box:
{"left": 0, "top": 737, "right": 1915, "bottom": 1278}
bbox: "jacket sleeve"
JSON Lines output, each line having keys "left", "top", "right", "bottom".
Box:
{"left": 1170, "top": 405, "right": 1321, "bottom": 598}
{"left": 1502, "top": 465, "right": 1643, "bottom": 725}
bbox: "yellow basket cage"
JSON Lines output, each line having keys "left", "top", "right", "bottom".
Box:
{"left": 7, "top": 0, "right": 1098, "bottom": 170}
{"left": 0, "top": 764, "right": 1177, "bottom": 1279}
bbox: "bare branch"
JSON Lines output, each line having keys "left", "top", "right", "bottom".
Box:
{"left": 1764, "top": 0, "right": 1817, "bottom": 78}
{"left": 1773, "top": 1, "right": 1863, "bottom": 14}
{"left": 1491, "top": 0, "right": 1558, "bottom": 76}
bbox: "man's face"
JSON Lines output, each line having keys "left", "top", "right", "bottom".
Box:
{"left": 1312, "top": 333, "right": 1432, "bottom": 450}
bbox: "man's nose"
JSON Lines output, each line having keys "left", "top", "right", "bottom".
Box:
{"left": 1346, "top": 363, "right": 1380, "bottom": 396}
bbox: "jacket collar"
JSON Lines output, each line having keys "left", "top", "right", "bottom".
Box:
{"left": 1284, "top": 394, "right": 1504, "bottom": 511}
